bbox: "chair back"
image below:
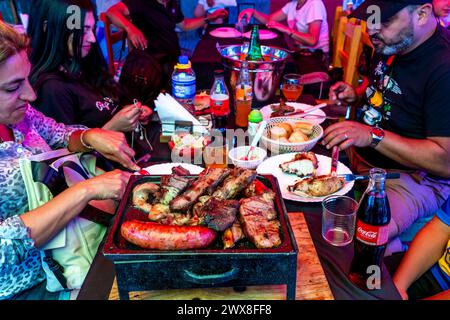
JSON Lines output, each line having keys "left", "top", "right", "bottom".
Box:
{"left": 337, "top": 17, "right": 363, "bottom": 87}
{"left": 99, "top": 12, "right": 126, "bottom": 76}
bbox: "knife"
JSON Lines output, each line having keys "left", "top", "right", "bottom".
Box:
{"left": 330, "top": 146, "right": 339, "bottom": 176}
{"left": 337, "top": 173, "right": 401, "bottom": 182}
{"left": 284, "top": 102, "right": 328, "bottom": 117}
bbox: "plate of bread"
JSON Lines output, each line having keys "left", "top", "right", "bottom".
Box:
{"left": 260, "top": 102, "right": 326, "bottom": 125}
{"left": 260, "top": 117, "right": 323, "bottom": 154}
{"left": 257, "top": 151, "right": 354, "bottom": 202}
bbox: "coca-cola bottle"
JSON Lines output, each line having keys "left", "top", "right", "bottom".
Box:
{"left": 348, "top": 168, "right": 391, "bottom": 289}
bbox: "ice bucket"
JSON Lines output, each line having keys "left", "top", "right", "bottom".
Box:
{"left": 218, "top": 44, "right": 289, "bottom": 104}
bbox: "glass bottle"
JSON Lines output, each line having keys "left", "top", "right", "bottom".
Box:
{"left": 246, "top": 25, "right": 263, "bottom": 62}
{"left": 235, "top": 61, "right": 253, "bottom": 127}
{"left": 348, "top": 168, "right": 391, "bottom": 290}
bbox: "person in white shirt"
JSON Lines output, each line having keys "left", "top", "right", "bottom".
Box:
{"left": 194, "top": 0, "right": 236, "bottom": 24}
{"left": 238, "top": 0, "right": 329, "bottom": 55}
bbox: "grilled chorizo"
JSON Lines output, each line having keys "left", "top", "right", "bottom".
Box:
{"left": 121, "top": 220, "right": 217, "bottom": 250}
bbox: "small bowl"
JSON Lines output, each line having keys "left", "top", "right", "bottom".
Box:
{"left": 228, "top": 146, "right": 267, "bottom": 169}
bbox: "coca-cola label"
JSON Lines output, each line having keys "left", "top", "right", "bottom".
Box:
{"left": 356, "top": 220, "right": 389, "bottom": 246}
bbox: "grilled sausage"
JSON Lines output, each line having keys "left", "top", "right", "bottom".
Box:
{"left": 121, "top": 220, "right": 217, "bottom": 250}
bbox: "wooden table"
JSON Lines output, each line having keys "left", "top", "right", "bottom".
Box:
{"left": 107, "top": 212, "right": 333, "bottom": 300}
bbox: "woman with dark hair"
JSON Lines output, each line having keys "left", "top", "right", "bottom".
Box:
{"left": 28, "top": 0, "right": 152, "bottom": 133}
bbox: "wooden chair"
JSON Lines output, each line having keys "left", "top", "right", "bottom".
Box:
{"left": 99, "top": 12, "right": 126, "bottom": 76}
{"left": 330, "top": 6, "right": 348, "bottom": 67}
{"left": 335, "top": 17, "right": 363, "bottom": 87}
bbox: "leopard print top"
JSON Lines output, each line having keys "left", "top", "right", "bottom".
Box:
{"left": 0, "top": 105, "right": 86, "bottom": 299}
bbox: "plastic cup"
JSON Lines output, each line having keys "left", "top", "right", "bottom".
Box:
{"left": 321, "top": 195, "right": 358, "bottom": 247}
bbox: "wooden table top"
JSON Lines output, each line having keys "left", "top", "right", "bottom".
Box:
{"left": 108, "top": 212, "right": 334, "bottom": 300}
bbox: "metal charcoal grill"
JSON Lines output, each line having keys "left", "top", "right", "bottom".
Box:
{"left": 103, "top": 174, "right": 298, "bottom": 300}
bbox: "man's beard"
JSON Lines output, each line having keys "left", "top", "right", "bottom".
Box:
{"left": 371, "top": 20, "right": 415, "bottom": 55}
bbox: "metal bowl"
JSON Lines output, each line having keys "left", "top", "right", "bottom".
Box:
{"left": 218, "top": 44, "right": 289, "bottom": 103}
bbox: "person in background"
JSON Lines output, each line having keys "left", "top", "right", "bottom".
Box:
{"left": 322, "top": 0, "right": 450, "bottom": 255}
{"left": 106, "top": 0, "right": 228, "bottom": 91}
{"left": 433, "top": 0, "right": 450, "bottom": 27}
{"left": 0, "top": 20, "right": 138, "bottom": 299}
{"left": 28, "top": 0, "right": 152, "bottom": 132}
{"left": 238, "top": 0, "right": 330, "bottom": 72}
{"left": 393, "top": 198, "right": 450, "bottom": 300}
{"left": 194, "top": 0, "right": 236, "bottom": 24}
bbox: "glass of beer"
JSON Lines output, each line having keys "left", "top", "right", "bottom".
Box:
{"left": 203, "top": 138, "right": 229, "bottom": 168}
{"left": 281, "top": 74, "right": 303, "bottom": 102}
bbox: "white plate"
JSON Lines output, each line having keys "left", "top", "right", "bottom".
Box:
{"left": 210, "top": 27, "right": 242, "bottom": 38}
{"left": 137, "top": 163, "right": 204, "bottom": 175}
{"left": 256, "top": 153, "right": 354, "bottom": 202}
{"left": 260, "top": 102, "right": 326, "bottom": 125}
{"left": 243, "top": 30, "right": 278, "bottom": 40}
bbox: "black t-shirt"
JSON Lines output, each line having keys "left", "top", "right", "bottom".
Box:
{"left": 32, "top": 72, "right": 119, "bottom": 128}
{"left": 355, "top": 25, "right": 450, "bottom": 171}
{"left": 123, "top": 0, "right": 184, "bottom": 63}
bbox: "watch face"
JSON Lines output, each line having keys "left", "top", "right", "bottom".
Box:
{"left": 372, "top": 127, "right": 384, "bottom": 138}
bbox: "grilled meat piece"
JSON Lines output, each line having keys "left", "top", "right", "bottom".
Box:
{"left": 200, "top": 197, "right": 240, "bottom": 231}
{"left": 171, "top": 165, "right": 191, "bottom": 176}
{"left": 289, "top": 175, "right": 345, "bottom": 197}
{"left": 222, "top": 220, "right": 245, "bottom": 249}
{"left": 239, "top": 196, "right": 281, "bottom": 249}
{"left": 206, "top": 169, "right": 231, "bottom": 195}
{"left": 213, "top": 169, "right": 257, "bottom": 200}
{"left": 279, "top": 152, "right": 319, "bottom": 178}
{"left": 244, "top": 180, "right": 276, "bottom": 203}
{"left": 170, "top": 168, "right": 229, "bottom": 212}
{"left": 159, "top": 175, "right": 192, "bottom": 205}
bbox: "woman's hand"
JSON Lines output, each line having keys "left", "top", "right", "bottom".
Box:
{"left": 329, "top": 82, "right": 358, "bottom": 104}
{"left": 207, "top": 9, "right": 229, "bottom": 22}
{"left": 266, "top": 21, "right": 290, "bottom": 34}
{"left": 83, "top": 128, "right": 140, "bottom": 171}
{"left": 79, "top": 169, "right": 131, "bottom": 201}
{"left": 321, "top": 121, "right": 372, "bottom": 151}
{"left": 238, "top": 8, "right": 254, "bottom": 24}
{"left": 104, "top": 103, "right": 143, "bottom": 132}
{"left": 126, "top": 24, "right": 148, "bottom": 50}
{"left": 138, "top": 105, "right": 153, "bottom": 125}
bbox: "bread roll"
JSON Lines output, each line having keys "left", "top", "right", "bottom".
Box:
{"left": 293, "top": 122, "right": 314, "bottom": 135}
{"left": 288, "top": 130, "right": 309, "bottom": 143}
{"left": 277, "top": 123, "right": 293, "bottom": 137}
{"left": 270, "top": 126, "right": 288, "bottom": 140}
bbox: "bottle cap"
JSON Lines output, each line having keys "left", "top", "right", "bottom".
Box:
{"left": 214, "top": 69, "right": 225, "bottom": 77}
{"left": 179, "top": 55, "right": 189, "bottom": 64}
{"left": 248, "top": 110, "right": 263, "bottom": 123}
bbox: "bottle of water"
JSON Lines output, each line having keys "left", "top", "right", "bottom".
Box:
{"left": 172, "top": 55, "right": 196, "bottom": 105}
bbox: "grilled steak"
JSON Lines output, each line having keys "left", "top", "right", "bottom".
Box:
{"left": 279, "top": 152, "right": 318, "bottom": 178}
{"left": 238, "top": 196, "right": 281, "bottom": 249}
{"left": 213, "top": 169, "right": 257, "bottom": 200}
{"left": 170, "top": 168, "right": 229, "bottom": 212}
{"left": 200, "top": 197, "right": 240, "bottom": 231}
{"left": 222, "top": 220, "right": 245, "bottom": 249}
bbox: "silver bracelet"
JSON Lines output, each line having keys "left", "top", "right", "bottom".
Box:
{"left": 80, "top": 130, "right": 94, "bottom": 150}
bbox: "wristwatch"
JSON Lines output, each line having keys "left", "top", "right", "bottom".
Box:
{"left": 369, "top": 126, "right": 385, "bottom": 148}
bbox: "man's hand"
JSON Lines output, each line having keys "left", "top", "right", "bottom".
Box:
{"left": 126, "top": 24, "right": 148, "bottom": 50}
{"left": 104, "top": 103, "right": 143, "bottom": 132}
{"left": 322, "top": 121, "right": 373, "bottom": 150}
{"left": 207, "top": 8, "right": 228, "bottom": 22}
{"left": 329, "top": 81, "right": 358, "bottom": 104}
{"left": 266, "top": 21, "right": 290, "bottom": 34}
{"left": 238, "top": 8, "right": 254, "bottom": 24}
{"left": 83, "top": 128, "right": 140, "bottom": 171}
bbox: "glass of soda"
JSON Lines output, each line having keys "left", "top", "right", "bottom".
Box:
{"left": 321, "top": 195, "right": 358, "bottom": 246}
{"left": 281, "top": 74, "right": 303, "bottom": 102}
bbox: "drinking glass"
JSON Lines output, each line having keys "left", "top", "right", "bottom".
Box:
{"left": 322, "top": 195, "right": 358, "bottom": 246}
{"left": 203, "top": 138, "right": 229, "bottom": 168}
{"left": 281, "top": 74, "right": 303, "bottom": 102}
